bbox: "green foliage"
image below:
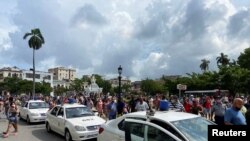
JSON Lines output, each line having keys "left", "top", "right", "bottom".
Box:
{"left": 216, "top": 53, "right": 230, "bottom": 67}
{"left": 93, "top": 74, "right": 111, "bottom": 94}
{"left": 54, "top": 86, "right": 66, "bottom": 96}
{"left": 0, "top": 77, "right": 52, "bottom": 95}
{"left": 141, "top": 78, "right": 165, "bottom": 95}
{"left": 23, "top": 28, "right": 45, "bottom": 50}
{"left": 200, "top": 59, "right": 210, "bottom": 72}
{"left": 69, "top": 78, "right": 84, "bottom": 93}
{"left": 238, "top": 47, "right": 250, "bottom": 69}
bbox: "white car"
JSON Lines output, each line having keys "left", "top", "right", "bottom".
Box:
{"left": 19, "top": 100, "right": 49, "bottom": 124}
{"left": 97, "top": 110, "right": 216, "bottom": 141}
{"left": 46, "top": 103, "right": 106, "bottom": 141}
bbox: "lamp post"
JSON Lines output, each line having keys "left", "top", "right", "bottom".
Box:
{"left": 118, "top": 65, "right": 122, "bottom": 99}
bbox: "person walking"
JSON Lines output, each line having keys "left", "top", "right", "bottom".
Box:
{"left": 135, "top": 95, "right": 149, "bottom": 112}
{"left": 2, "top": 102, "right": 19, "bottom": 138}
{"left": 107, "top": 97, "right": 117, "bottom": 120}
{"left": 211, "top": 96, "right": 226, "bottom": 125}
{"left": 224, "top": 98, "right": 246, "bottom": 125}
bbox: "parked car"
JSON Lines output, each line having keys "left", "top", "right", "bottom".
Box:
{"left": 46, "top": 103, "right": 105, "bottom": 141}
{"left": 97, "top": 110, "right": 216, "bottom": 141}
{"left": 19, "top": 100, "right": 49, "bottom": 124}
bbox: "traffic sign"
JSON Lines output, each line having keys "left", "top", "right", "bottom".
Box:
{"left": 177, "top": 84, "right": 187, "bottom": 90}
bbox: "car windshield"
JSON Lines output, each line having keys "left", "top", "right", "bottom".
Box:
{"left": 66, "top": 107, "right": 94, "bottom": 119}
{"left": 170, "top": 117, "right": 215, "bottom": 141}
{"left": 29, "top": 102, "right": 49, "bottom": 109}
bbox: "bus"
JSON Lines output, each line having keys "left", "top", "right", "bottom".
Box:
{"left": 184, "top": 89, "right": 229, "bottom": 98}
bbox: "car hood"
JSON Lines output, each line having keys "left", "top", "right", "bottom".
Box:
{"left": 29, "top": 108, "right": 49, "bottom": 114}
{"left": 67, "top": 116, "right": 105, "bottom": 126}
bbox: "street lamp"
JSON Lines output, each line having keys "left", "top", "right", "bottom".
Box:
{"left": 118, "top": 65, "right": 122, "bottom": 99}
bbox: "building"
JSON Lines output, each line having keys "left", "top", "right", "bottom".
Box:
{"left": 21, "top": 70, "right": 53, "bottom": 87}
{"left": 53, "top": 80, "right": 71, "bottom": 89}
{"left": 84, "top": 75, "right": 103, "bottom": 96}
{"left": 0, "top": 67, "right": 53, "bottom": 85}
{"left": 109, "top": 78, "right": 131, "bottom": 88}
{"left": 48, "top": 67, "right": 76, "bottom": 81}
{"left": 0, "top": 66, "right": 22, "bottom": 82}
{"left": 131, "top": 81, "right": 141, "bottom": 92}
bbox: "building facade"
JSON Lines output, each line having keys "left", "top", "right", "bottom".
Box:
{"left": 48, "top": 67, "right": 76, "bottom": 81}
{"left": 109, "top": 78, "right": 131, "bottom": 88}
{"left": 21, "top": 70, "right": 53, "bottom": 87}
{"left": 0, "top": 67, "right": 22, "bottom": 82}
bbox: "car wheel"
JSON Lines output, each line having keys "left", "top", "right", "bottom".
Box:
{"left": 27, "top": 116, "right": 31, "bottom": 124}
{"left": 46, "top": 122, "right": 52, "bottom": 133}
{"left": 65, "top": 130, "right": 72, "bottom": 141}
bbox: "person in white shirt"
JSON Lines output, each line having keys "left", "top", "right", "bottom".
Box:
{"left": 135, "top": 95, "right": 149, "bottom": 111}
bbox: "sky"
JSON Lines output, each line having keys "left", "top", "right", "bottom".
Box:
{"left": 1, "top": 0, "right": 250, "bottom": 81}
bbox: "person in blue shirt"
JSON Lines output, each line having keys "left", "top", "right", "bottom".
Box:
{"left": 107, "top": 97, "right": 117, "bottom": 120}
{"left": 159, "top": 95, "right": 169, "bottom": 111}
{"left": 224, "top": 98, "right": 246, "bottom": 125}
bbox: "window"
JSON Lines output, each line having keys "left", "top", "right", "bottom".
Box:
{"left": 29, "top": 102, "right": 49, "bottom": 109}
{"left": 147, "top": 125, "right": 177, "bottom": 141}
{"left": 57, "top": 108, "right": 64, "bottom": 117}
{"left": 126, "top": 122, "right": 145, "bottom": 138}
{"left": 23, "top": 103, "right": 28, "bottom": 108}
{"left": 118, "top": 120, "right": 125, "bottom": 131}
{"left": 65, "top": 107, "right": 94, "bottom": 118}
{"left": 170, "top": 117, "right": 214, "bottom": 141}
{"left": 119, "top": 118, "right": 146, "bottom": 131}
{"left": 51, "top": 107, "right": 60, "bottom": 116}
{"left": 151, "top": 120, "right": 185, "bottom": 140}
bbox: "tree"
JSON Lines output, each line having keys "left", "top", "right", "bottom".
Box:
{"left": 93, "top": 74, "right": 111, "bottom": 94}
{"left": 70, "top": 78, "right": 84, "bottom": 93}
{"left": 200, "top": 59, "right": 210, "bottom": 72}
{"left": 238, "top": 47, "right": 250, "bottom": 69}
{"left": 54, "top": 86, "right": 67, "bottom": 96}
{"left": 216, "top": 53, "right": 230, "bottom": 67}
{"left": 23, "top": 28, "right": 45, "bottom": 98}
{"left": 141, "top": 78, "right": 165, "bottom": 95}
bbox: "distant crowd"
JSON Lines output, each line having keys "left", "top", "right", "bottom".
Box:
{"left": 1, "top": 91, "right": 250, "bottom": 128}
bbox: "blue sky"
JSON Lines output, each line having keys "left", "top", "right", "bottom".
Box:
{"left": 0, "top": 0, "right": 250, "bottom": 81}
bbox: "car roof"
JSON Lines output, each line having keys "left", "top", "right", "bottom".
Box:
{"left": 125, "top": 110, "right": 200, "bottom": 122}
{"left": 28, "top": 100, "right": 45, "bottom": 103}
{"left": 59, "top": 103, "right": 87, "bottom": 108}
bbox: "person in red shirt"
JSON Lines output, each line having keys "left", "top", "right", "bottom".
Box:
{"left": 183, "top": 98, "right": 192, "bottom": 113}
{"left": 153, "top": 95, "right": 161, "bottom": 110}
{"left": 204, "top": 96, "right": 212, "bottom": 120}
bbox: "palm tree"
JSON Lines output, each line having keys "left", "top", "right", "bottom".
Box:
{"left": 200, "top": 59, "right": 210, "bottom": 72}
{"left": 216, "top": 53, "right": 230, "bottom": 67}
{"left": 23, "top": 28, "right": 45, "bottom": 99}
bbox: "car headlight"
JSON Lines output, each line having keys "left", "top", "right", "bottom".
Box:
{"left": 75, "top": 126, "right": 86, "bottom": 131}
{"left": 31, "top": 113, "right": 40, "bottom": 116}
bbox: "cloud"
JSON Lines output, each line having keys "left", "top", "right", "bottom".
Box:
{"left": 1, "top": 0, "right": 250, "bottom": 81}
{"left": 72, "top": 4, "right": 107, "bottom": 27}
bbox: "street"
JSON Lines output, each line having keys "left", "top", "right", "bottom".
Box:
{"left": 0, "top": 114, "right": 97, "bottom": 141}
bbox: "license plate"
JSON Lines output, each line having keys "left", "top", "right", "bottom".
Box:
{"left": 87, "top": 134, "right": 98, "bottom": 138}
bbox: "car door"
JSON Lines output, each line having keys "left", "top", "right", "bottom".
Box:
{"left": 56, "top": 107, "right": 65, "bottom": 135}
{"left": 124, "top": 119, "right": 182, "bottom": 141}
{"left": 20, "top": 102, "right": 28, "bottom": 119}
{"left": 49, "top": 106, "right": 60, "bottom": 132}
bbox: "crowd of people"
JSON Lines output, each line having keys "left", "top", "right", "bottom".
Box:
{"left": 1, "top": 91, "right": 250, "bottom": 138}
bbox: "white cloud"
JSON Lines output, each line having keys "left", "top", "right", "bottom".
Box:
{"left": 1, "top": 0, "right": 250, "bottom": 81}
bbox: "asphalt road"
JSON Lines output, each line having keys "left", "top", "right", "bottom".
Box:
{"left": 0, "top": 113, "right": 97, "bottom": 141}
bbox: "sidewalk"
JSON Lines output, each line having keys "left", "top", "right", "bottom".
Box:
{"left": 0, "top": 112, "right": 8, "bottom": 136}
